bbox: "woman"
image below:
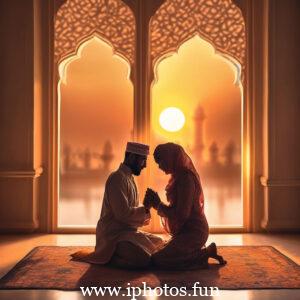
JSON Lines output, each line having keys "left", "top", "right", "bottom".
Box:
{"left": 144, "top": 142, "right": 226, "bottom": 270}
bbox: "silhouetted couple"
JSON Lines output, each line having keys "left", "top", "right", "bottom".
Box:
{"left": 71, "top": 142, "right": 226, "bottom": 270}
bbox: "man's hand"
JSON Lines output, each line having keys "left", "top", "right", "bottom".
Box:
{"left": 144, "top": 188, "right": 161, "bottom": 209}
{"left": 143, "top": 191, "right": 152, "bottom": 209}
{"left": 143, "top": 210, "right": 151, "bottom": 226}
{"left": 143, "top": 218, "right": 150, "bottom": 226}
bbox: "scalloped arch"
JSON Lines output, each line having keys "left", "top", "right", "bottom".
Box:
{"left": 150, "top": 0, "right": 246, "bottom": 79}
{"left": 54, "top": 0, "right": 135, "bottom": 65}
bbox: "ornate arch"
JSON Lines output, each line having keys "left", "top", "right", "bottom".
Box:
{"left": 150, "top": 0, "right": 246, "bottom": 80}
{"left": 54, "top": 0, "right": 135, "bottom": 65}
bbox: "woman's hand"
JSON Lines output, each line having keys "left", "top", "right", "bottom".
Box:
{"left": 143, "top": 190, "right": 152, "bottom": 209}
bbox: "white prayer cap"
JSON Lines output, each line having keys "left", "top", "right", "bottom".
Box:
{"left": 126, "top": 142, "right": 149, "bottom": 156}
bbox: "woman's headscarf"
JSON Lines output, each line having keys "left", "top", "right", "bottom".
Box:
{"left": 153, "top": 143, "right": 205, "bottom": 233}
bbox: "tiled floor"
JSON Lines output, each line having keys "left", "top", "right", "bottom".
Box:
{"left": 0, "top": 233, "right": 300, "bottom": 300}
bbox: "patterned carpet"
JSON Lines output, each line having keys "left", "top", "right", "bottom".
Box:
{"left": 0, "top": 246, "right": 300, "bottom": 290}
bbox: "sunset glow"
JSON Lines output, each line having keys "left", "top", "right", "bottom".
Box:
{"left": 151, "top": 35, "right": 242, "bottom": 160}
{"left": 159, "top": 107, "right": 185, "bottom": 132}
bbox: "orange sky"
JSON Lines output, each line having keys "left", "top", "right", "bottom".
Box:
{"left": 60, "top": 35, "right": 242, "bottom": 168}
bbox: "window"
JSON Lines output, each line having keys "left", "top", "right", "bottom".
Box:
{"left": 150, "top": 36, "right": 243, "bottom": 229}
{"left": 53, "top": 0, "right": 246, "bottom": 231}
{"left": 58, "top": 37, "right": 133, "bottom": 226}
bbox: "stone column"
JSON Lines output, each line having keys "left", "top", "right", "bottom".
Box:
{"left": 0, "top": 0, "right": 43, "bottom": 232}
{"left": 123, "top": 0, "right": 164, "bottom": 232}
{"left": 260, "top": 0, "right": 300, "bottom": 231}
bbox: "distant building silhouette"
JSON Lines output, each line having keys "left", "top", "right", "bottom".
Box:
{"left": 82, "top": 148, "right": 92, "bottom": 170}
{"left": 224, "top": 140, "right": 236, "bottom": 166}
{"left": 209, "top": 141, "right": 219, "bottom": 165}
{"left": 63, "top": 144, "right": 72, "bottom": 172}
{"left": 192, "top": 104, "right": 241, "bottom": 189}
{"left": 193, "top": 104, "right": 206, "bottom": 165}
{"left": 100, "top": 140, "right": 114, "bottom": 171}
{"left": 60, "top": 140, "right": 115, "bottom": 186}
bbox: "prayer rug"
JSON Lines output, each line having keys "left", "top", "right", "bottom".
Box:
{"left": 0, "top": 246, "right": 299, "bottom": 290}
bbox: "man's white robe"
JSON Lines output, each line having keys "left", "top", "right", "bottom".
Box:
{"left": 83, "top": 163, "right": 164, "bottom": 264}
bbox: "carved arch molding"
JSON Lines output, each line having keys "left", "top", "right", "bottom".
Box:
{"left": 150, "top": 0, "right": 246, "bottom": 79}
{"left": 54, "top": 0, "right": 136, "bottom": 65}
{"left": 55, "top": 0, "right": 245, "bottom": 78}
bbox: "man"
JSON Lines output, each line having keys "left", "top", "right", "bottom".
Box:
{"left": 72, "top": 142, "right": 164, "bottom": 269}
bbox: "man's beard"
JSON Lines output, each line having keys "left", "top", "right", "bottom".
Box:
{"left": 132, "top": 166, "right": 142, "bottom": 176}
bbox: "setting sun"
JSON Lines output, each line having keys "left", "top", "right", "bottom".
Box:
{"left": 159, "top": 107, "right": 186, "bottom": 132}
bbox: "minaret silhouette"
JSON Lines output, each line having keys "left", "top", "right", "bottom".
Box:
{"left": 100, "top": 140, "right": 114, "bottom": 171}
{"left": 194, "top": 104, "right": 206, "bottom": 165}
{"left": 209, "top": 141, "right": 219, "bottom": 164}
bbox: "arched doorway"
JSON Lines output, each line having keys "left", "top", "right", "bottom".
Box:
{"left": 148, "top": 0, "right": 246, "bottom": 232}
{"left": 54, "top": 0, "right": 136, "bottom": 229}
{"left": 58, "top": 37, "right": 133, "bottom": 226}
{"left": 150, "top": 35, "right": 243, "bottom": 229}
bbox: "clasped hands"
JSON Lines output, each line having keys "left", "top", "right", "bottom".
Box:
{"left": 143, "top": 188, "right": 161, "bottom": 210}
